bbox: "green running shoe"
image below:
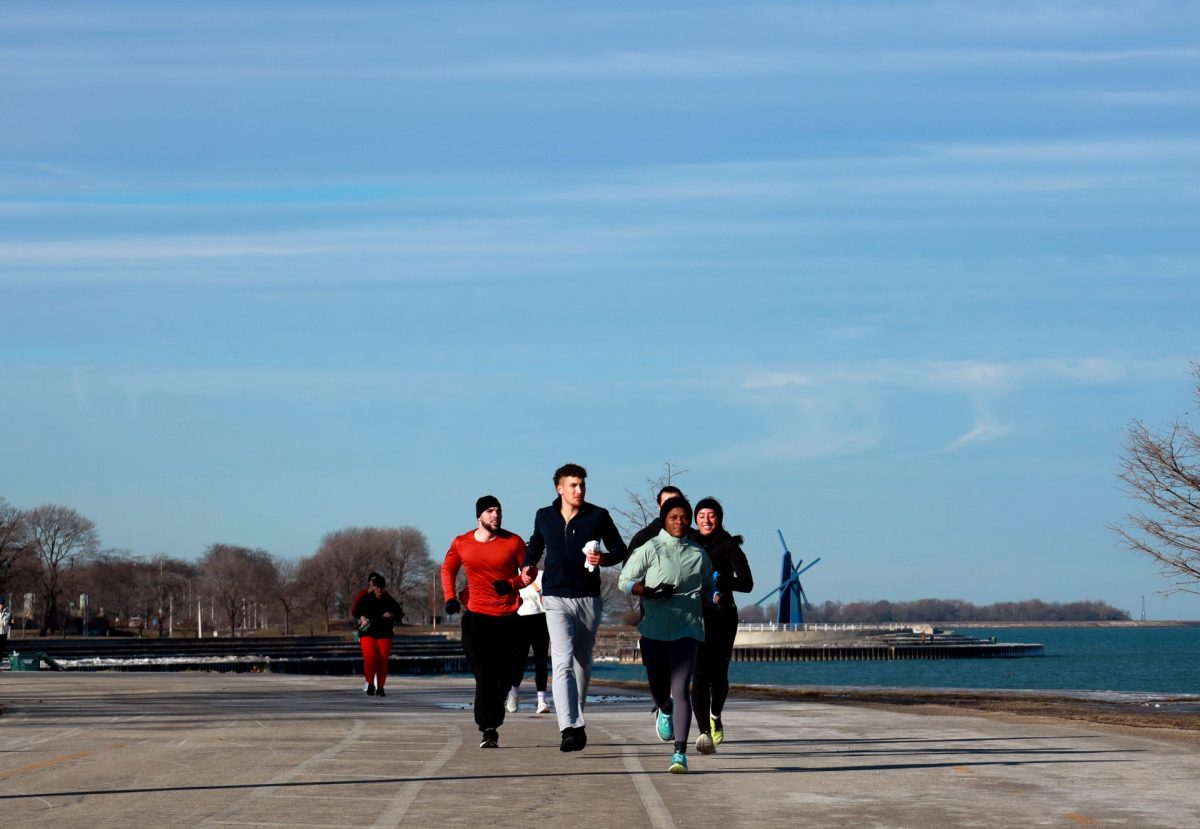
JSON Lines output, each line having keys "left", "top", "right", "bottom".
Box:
{"left": 669, "top": 751, "right": 688, "bottom": 774}
{"left": 711, "top": 715, "right": 724, "bottom": 746}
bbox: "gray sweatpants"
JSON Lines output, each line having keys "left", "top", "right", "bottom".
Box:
{"left": 544, "top": 595, "right": 602, "bottom": 730}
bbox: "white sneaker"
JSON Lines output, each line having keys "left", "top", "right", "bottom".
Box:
{"left": 695, "top": 732, "right": 716, "bottom": 755}
{"left": 505, "top": 688, "right": 519, "bottom": 713}
{"left": 536, "top": 699, "right": 550, "bottom": 714}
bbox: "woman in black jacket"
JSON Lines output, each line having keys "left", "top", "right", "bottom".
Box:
{"left": 351, "top": 572, "right": 403, "bottom": 697}
{"left": 690, "top": 497, "right": 753, "bottom": 753}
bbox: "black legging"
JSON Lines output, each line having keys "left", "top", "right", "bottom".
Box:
{"left": 511, "top": 612, "right": 550, "bottom": 692}
{"left": 692, "top": 606, "right": 738, "bottom": 733}
{"left": 640, "top": 636, "right": 700, "bottom": 747}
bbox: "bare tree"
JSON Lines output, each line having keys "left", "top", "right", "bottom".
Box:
{"left": 1115, "top": 365, "right": 1200, "bottom": 596}
{"left": 273, "top": 557, "right": 302, "bottom": 636}
{"left": 200, "top": 544, "right": 276, "bottom": 635}
{"left": 296, "top": 553, "right": 336, "bottom": 634}
{"left": 25, "top": 504, "right": 99, "bottom": 635}
{"left": 0, "top": 497, "right": 28, "bottom": 589}
{"left": 313, "top": 528, "right": 376, "bottom": 618}
{"left": 612, "top": 461, "right": 689, "bottom": 541}
{"left": 314, "top": 526, "right": 434, "bottom": 625}
{"left": 82, "top": 549, "right": 141, "bottom": 633}
{"left": 380, "top": 526, "right": 434, "bottom": 623}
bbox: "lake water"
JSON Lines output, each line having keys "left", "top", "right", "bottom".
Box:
{"left": 592, "top": 626, "right": 1200, "bottom": 697}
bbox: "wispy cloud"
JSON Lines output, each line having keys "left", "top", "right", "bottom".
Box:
{"left": 741, "top": 358, "right": 1136, "bottom": 395}
{"left": 938, "top": 417, "right": 1012, "bottom": 453}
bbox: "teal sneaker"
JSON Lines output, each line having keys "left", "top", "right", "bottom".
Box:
{"left": 669, "top": 751, "right": 688, "bottom": 774}
{"left": 655, "top": 708, "right": 674, "bottom": 742}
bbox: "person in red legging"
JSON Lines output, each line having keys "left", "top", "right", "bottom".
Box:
{"left": 351, "top": 572, "right": 403, "bottom": 697}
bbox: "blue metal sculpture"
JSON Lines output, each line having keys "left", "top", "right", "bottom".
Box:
{"left": 753, "top": 530, "right": 820, "bottom": 625}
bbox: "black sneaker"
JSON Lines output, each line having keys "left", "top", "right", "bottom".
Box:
{"left": 480, "top": 728, "right": 499, "bottom": 748}
{"left": 572, "top": 726, "right": 587, "bottom": 751}
{"left": 365, "top": 683, "right": 375, "bottom": 696}
{"left": 375, "top": 687, "right": 385, "bottom": 698}
{"left": 559, "top": 728, "right": 577, "bottom": 753}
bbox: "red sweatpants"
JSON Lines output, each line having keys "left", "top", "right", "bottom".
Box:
{"left": 360, "top": 636, "right": 393, "bottom": 688}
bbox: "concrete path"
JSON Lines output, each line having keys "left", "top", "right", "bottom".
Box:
{"left": 1, "top": 673, "right": 1197, "bottom": 828}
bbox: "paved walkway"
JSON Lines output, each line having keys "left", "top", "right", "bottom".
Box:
{"left": 1, "top": 673, "right": 1197, "bottom": 828}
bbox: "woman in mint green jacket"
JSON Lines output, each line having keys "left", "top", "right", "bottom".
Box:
{"left": 619, "top": 495, "right": 718, "bottom": 774}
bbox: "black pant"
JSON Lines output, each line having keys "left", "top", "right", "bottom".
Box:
{"left": 460, "top": 610, "right": 521, "bottom": 731}
{"left": 692, "top": 606, "right": 738, "bottom": 732}
{"left": 511, "top": 613, "right": 550, "bottom": 692}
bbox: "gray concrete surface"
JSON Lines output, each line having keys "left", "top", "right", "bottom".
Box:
{"left": 1, "top": 672, "right": 1197, "bottom": 828}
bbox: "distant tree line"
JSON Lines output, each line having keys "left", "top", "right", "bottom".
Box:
{"left": 0, "top": 496, "right": 435, "bottom": 637}
{"left": 738, "top": 598, "right": 1131, "bottom": 624}
{"left": 1, "top": 492, "right": 1136, "bottom": 636}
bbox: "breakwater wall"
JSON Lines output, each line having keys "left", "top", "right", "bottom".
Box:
{"left": 7, "top": 634, "right": 469, "bottom": 675}
{"left": 613, "top": 641, "right": 1043, "bottom": 663}
{"left": 9, "top": 626, "right": 1044, "bottom": 673}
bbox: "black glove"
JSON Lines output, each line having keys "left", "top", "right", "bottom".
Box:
{"left": 642, "top": 583, "right": 676, "bottom": 600}
{"left": 444, "top": 598, "right": 461, "bottom": 615}
{"left": 492, "top": 579, "right": 513, "bottom": 595}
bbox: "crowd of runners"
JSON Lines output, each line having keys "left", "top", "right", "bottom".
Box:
{"left": 352, "top": 462, "right": 754, "bottom": 774}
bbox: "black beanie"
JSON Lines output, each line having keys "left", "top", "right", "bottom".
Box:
{"left": 659, "top": 495, "right": 693, "bottom": 525}
{"left": 694, "top": 497, "right": 723, "bottom": 528}
{"left": 476, "top": 494, "right": 501, "bottom": 517}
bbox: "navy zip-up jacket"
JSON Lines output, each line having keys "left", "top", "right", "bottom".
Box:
{"left": 524, "top": 498, "right": 628, "bottom": 598}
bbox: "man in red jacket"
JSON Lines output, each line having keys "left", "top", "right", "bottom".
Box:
{"left": 442, "top": 495, "right": 532, "bottom": 748}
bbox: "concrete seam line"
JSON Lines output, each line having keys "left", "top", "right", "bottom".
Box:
{"left": 370, "top": 725, "right": 463, "bottom": 829}
{"left": 197, "top": 719, "right": 368, "bottom": 828}
{"left": 598, "top": 724, "right": 677, "bottom": 829}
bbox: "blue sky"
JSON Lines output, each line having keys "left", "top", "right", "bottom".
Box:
{"left": 3, "top": 1, "right": 1199, "bottom": 619}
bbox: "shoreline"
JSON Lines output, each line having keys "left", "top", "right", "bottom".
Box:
{"left": 941, "top": 620, "right": 1200, "bottom": 628}
{"left": 592, "top": 678, "right": 1200, "bottom": 735}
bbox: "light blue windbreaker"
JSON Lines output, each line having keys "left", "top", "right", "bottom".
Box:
{"left": 618, "top": 529, "right": 715, "bottom": 642}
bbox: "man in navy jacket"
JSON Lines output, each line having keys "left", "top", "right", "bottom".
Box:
{"left": 524, "top": 463, "right": 627, "bottom": 752}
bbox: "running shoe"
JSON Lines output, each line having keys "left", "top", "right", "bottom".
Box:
{"left": 695, "top": 732, "right": 716, "bottom": 755}
{"left": 669, "top": 751, "right": 688, "bottom": 774}
{"left": 559, "top": 728, "right": 577, "bottom": 753}
{"left": 711, "top": 715, "right": 724, "bottom": 746}
{"left": 572, "top": 726, "right": 587, "bottom": 751}
{"left": 505, "top": 688, "right": 518, "bottom": 713}
{"left": 364, "top": 682, "right": 375, "bottom": 696}
{"left": 656, "top": 708, "right": 674, "bottom": 742}
{"left": 480, "top": 728, "right": 499, "bottom": 748}
{"left": 375, "top": 687, "right": 385, "bottom": 698}
{"left": 535, "top": 699, "right": 550, "bottom": 714}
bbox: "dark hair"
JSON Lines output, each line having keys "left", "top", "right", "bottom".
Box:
{"left": 554, "top": 463, "right": 588, "bottom": 484}
{"left": 659, "top": 495, "right": 693, "bottom": 525}
{"left": 367, "top": 572, "right": 386, "bottom": 588}
{"left": 657, "top": 485, "right": 683, "bottom": 504}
